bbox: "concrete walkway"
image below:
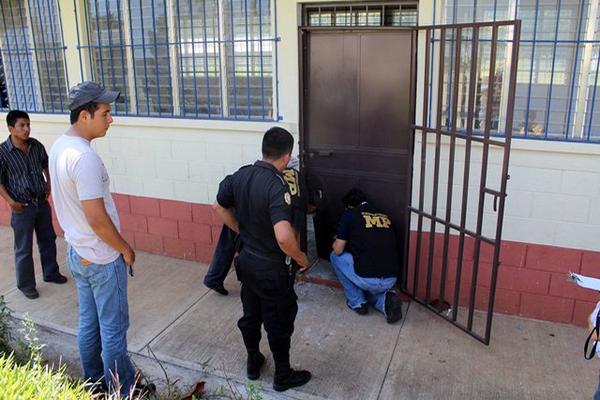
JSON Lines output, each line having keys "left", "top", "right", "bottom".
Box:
{"left": 0, "top": 226, "right": 598, "bottom": 399}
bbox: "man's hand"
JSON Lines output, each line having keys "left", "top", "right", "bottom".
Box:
{"left": 44, "top": 182, "right": 51, "bottom": 199}
{"left": 122, "top": 244, "right": 135, "bottom": 266}
{"left": 296, "top": 252, "right": 310, "bottom": 273}
{"left": 9, "top": 200, "right": 27, "bottom": 213}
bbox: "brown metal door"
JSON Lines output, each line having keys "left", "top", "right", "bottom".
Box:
{"left": 300, "top": 28, "right": 415, "bottom": 270}
{"left": 406, "top": 21, "right": 521, "bottom": 344}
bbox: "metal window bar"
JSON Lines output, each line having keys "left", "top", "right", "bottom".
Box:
{"left": 272, "top": 0, "right": 279, "bottom": 119}
{"left": 29, "top": 0, "right": 51, "bottom": 112}
{"left": 523, "top": 0, "right": 540, "bottom": 136}
{"left": 115, "top": 0, "right": 130, "bottom": 114}
{"left": 436, "top": 0, "right": 600, "bottom": 143}
{"left": 228, "top": 0, "right": 238, "bottom": 117}
{"left": 103, "top": 0, "right": 116, "bottom": 99}
{"left": 0, "top": 0, "right": 67, "bottom": 113}
{"left": 201, "top": 0, "right": 213, "bottom": 118}
{"left": 186, "top": 0, "right": 200, "bottom": 118}
{"left": 76, "top": 0, "right": 276, "bottom": 121}
{"left": 81, "top": 0, "right": 95, "bottom": 80}
{"left": 34, "top": 0, "right": 65, "bottom": 111}
{"left": 587, "top": 46, "right": 600, "bottom": 140}
{"left": 542, "top": 0, "right": 561, "bottom": 140}
{"left": 304, "top": 2, "right": 419, "bottom": 28}
{"left": 0, "top": 4, "right": 23, "bottom": 110}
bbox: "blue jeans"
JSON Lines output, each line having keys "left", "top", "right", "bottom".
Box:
{"left": 595, "top": 372, "right": 600, "bottom": 400}
{"left": 203, "top": 225, "right": 238, "bottom": 288}
{"left": 329, "top": 252, "right": 396, "bottom": 315}
{"left": 10, "top": 199, "right": 60, "bottom": 292}
{"left": 66, "top": 245, "right": 135, "bottom": 396}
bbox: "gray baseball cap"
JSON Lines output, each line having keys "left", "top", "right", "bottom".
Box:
{"left": 68, "top": 81, "right": 120, "bottom": 110}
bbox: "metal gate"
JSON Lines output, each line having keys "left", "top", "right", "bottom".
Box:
{"left": 404, "top": 20, "right": 521, "bottom": 344}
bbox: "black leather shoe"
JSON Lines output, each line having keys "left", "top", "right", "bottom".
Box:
{"left": 208, "top": 284, "right": 229, "bottom": 296}
{"left": 385, "top": 291, "right": 403, "bottom": 324}
{"left": 247, "top": 352, "right": 265, "bottom": 380}
{"left": 22, "top": 289, "right": 39, "bottom": 299}
{"left": 44, "top": 273, "right": 67, "bottom": 284}
{"left": 348, "top": 302, "right": 368, "bottom": 315}
{"left": 273, "top": 369, "right": 312, "bottom": 392}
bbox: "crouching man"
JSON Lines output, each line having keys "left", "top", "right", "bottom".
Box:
{"left": 330, "top": 188, "right": 403, "bottom": 323}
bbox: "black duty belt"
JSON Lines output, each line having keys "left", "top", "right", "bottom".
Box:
{"left": 242, "top": 247, "right": 286, "bottom": 263}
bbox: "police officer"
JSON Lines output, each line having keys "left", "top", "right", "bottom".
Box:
{"left": 213, "top": 127, "right": 312, "bottom": 392}
{"left": 203, "top": 156, "right": 310, "bottom": 296}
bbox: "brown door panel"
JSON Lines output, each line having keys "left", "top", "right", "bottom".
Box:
{"left": 302, "top": 29, "right": 413, "bottom": 266}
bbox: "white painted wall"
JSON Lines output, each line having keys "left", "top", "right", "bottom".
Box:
{"left": 21, "top": 114, "right": 291, "bottom": 204}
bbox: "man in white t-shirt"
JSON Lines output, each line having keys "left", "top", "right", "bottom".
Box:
{"left": 49, "top": 81, "right": 139, "bottom": 397}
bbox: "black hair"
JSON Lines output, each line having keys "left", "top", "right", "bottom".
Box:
{"left": 262, "top": 127, "right": 294, "bottom": 159}
{"left": 70, "top": 102, "right": 99, "bottom": 124}
{"left": 6, "top": 110, "right": 30, "bottom": 127}
{"left": 342, "top": 188, "right": 368, "bottom": 208}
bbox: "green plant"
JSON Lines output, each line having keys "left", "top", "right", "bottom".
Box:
{"left": 17, "top": 314, "right": 45, "bottom": 365}
{"left": 244, "top": 382, "right": 263, "bottom": 400}
{"left": 0, "top": 296, "right": 12, "bottom": 356}
{"left": 0, "top": 353, "right": 91, "bottom": 400}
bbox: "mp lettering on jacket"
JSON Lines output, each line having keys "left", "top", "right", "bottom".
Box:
{"left": 362, "top": 212, "right": 392, "bottom": 229}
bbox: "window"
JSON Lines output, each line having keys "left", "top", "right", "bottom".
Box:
{"left": 79, "top": 0, "right": 275, "bottom": 120}
{"left": 305, "top": 2, "right": 418, "bottom": 27}
{"left": 439, "top": 0, "right": 600, "bottom": 142}
{"left": 0, "top": 0, "right": 69, "bottom": 113}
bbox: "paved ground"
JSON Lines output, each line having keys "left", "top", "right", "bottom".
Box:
{"left": 0, "top": 226, "right": 598, "bottom": 399}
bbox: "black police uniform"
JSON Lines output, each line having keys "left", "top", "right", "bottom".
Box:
{"left": 216, "top": 160, "right": 297, "bottom": 376}
{"left": 282, "top": 167, "right": 308, "bottom": 234}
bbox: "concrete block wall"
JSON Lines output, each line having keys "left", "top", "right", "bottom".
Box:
{"left": 0, "top": 115, "right": 275, "bottom": 265}
{"left": 407, "top": 232, "right": 600, "bottom": 328}
{"left": 411, "top": 136, "right": 600, "bottom": 252}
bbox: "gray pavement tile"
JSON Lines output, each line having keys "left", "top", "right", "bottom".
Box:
{"left": 127, "top": 252, "right": 209, "bottom": 351}
{"left": 147, "top": 271, "right": 246, "bottom": 373}
{"left": 150, "top": 279, "right": 407, "bottom": 400}
{"left": 5, "top": 241, "right": 211, "bottom": 351}
{"left": 0, "top": 261, "right": 17, "bottom": 295}
{"left": 305, "top": 258, "right": 338, "bottom": 282}
{"left": 379, "top": 302, "right": 597, "bottom": 400}
{"left": 4, "top": 275, "right": 79, "bottom": 334}
{"left": 0, "top": 227, "right": 68, "bottom": 295}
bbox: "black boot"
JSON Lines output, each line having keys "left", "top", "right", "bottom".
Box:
{"left": 273, "top": 369, "right": 312, "bottom": 392}
{"left": 247, "top": 351, "right": 265, "bottom": 380}
{"left": 384, "top": 291, "right": 403, "bottom": 324}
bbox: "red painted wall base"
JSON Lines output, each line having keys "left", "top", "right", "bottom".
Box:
{"left": 1, "top": 194, "right": 598, "bottom": 328}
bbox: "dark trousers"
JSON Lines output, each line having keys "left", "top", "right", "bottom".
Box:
{"left": 236, "top": 250, "right": 298, "bottom": 376}
{"left": 203, "top": 225, "right": 238, "bottom": 288}
{"left": 10, "top": 200, "right": 60, "bottom": 292}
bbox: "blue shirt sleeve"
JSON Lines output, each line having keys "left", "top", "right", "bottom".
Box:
{"left": 336, "top": 209, "right": 354, "bottom": 240}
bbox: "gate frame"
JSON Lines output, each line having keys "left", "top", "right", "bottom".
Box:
{"left": 406, "top": 20, "right": 521, "bottom": 345}
{"left": 298, "top": 16, "right": 521, "bottom": 345}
